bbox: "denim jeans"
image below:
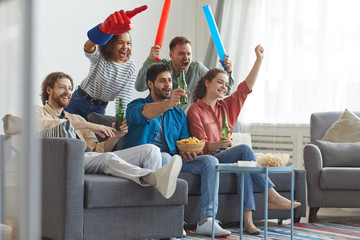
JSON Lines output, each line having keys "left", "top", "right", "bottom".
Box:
{"left": 162, "top": 152, "right": 219, "bottom": 220}
{"left": 65, "top": 89, "right": 106, "bottom": 120}
{"left": 214, "top": 144, "right": 274, "bottom": 211}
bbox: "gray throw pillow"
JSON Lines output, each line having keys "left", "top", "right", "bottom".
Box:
{"left": 316, "top": 140, "right": 360, "bottom": 167}
{"left": 39, "top": 120, "right": 76, "bottom": 139}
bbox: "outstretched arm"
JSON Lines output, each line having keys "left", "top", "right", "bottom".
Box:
{"left": 70, "top": 121, "right": 116, "bottom": 139}
{"left": 142, "top": 88, "right": 187, "bottom": 119}
{"left": 87, "top": 5, "right": 148, "bottom": 46}
{"left": 245, "top": 44, "right": 264, "bottom": 90}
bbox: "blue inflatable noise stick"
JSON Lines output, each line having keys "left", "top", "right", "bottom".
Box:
{"left": 202, "top": 4, "right": 228, "bottom": 70}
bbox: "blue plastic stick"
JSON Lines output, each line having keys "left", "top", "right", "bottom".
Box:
{"left": 202, "top": 5, "right": 228, "bottom": 69}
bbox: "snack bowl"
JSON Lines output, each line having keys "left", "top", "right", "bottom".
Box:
{"left": 255, "top": 153, "right": 289, "bottom": 167}
{"left": 177, "top": 137, "right": 205, "bottom": 154}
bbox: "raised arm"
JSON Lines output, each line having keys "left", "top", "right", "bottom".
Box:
{"left": 135, "top": 45, "right": 161, "bottom": 92}
{"left": 135, "top": 58, "right": 153, "bottom": 92}
{"left": 135, "top": 56, "right": 170, "bottom": 92}
{"left": 87, "top": 5, "right": 148, "bottom": 46}
{"left": 245, "top": 45, "right": 264, "bottom": 90}
{"left": 218, "top": 54, "right": 234, "bottom": 95}
{"left": 84, "top": 40, "right": 96, "bottom": 53}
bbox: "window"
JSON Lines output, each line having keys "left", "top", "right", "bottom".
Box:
{"left": 229, "top": 0, "right": 360, "bottom": 124}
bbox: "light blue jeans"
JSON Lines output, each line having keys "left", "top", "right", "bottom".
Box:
{"left": 214, "top": 144, "right": 274, "bottom": 211}
{"left": 161, "top": 152, "right": 219, "bottom": 220}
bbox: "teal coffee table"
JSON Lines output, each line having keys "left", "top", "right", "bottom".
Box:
{"left": 211, "top": 164, "right": 295, "bottom": 240}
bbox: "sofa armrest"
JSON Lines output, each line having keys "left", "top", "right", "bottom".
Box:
{"left": 303, "top": 144, "right": 323, "bottom": 207}
{"left": 42, "top": 137, "right": 85, "bottom": 240}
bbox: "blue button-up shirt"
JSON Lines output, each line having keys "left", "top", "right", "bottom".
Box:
{"left": 123, "top": 94, "right": 190, "bottom": 155}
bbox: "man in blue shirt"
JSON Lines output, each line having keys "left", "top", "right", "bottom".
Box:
{"left": 124, "top": 63, "right": 231, "bottom": 237}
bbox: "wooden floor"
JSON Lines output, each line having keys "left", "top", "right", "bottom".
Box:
{"left": 264, "top": 207, "right": 360, "bottom": 225}
{"left": 306, "top": 207, "right": 360, "bottom": 223}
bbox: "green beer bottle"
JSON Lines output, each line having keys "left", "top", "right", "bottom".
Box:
{"left": 178, "top": 70, "right": 188, "bottom": 105}
{"left": 222, "top": 115, "right": 232, "bottom": 147}
{"left": 115, "top": 99, "right": 124, "bottom": 131}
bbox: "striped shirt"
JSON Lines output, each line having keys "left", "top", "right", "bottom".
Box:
{"left": 80, "top": 47, "right": 136, "bottom": 113}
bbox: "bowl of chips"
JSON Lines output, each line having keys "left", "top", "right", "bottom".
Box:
{"left": 177, "top": 137, "right": 205, "bottom": 154}
{"left": 255, "top": 153, "right": 289, "bottom": 167}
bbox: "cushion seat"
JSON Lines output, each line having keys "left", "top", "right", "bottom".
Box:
{"left": 320, "top": 168, "right": 360, "bottom": 189}
{"left": 85, "top": 174, "right": 188, "bottom": 209}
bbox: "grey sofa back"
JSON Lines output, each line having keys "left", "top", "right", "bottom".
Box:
{"left": 310, "top": 111, "right": 360, "bottom": 144}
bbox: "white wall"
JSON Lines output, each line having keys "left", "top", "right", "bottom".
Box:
{"left": 33, "top": 0, "right": 216, "bottom": 116}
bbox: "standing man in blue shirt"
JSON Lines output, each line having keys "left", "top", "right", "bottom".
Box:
{"left": 124, "top": 63, "right": 231, "bottom": 237}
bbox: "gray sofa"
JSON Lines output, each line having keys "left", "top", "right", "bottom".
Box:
{"left": 41, "top": 139, "right": 306, "bottom": 239}
{"left": 87, "top": 113, "right": 307, "bottom": 227}
{"left": 304, "top": 111, "right": 360, "bottom": 223}
{"left": 41, "top": 137, "right": 188, "bottom": 240}
{"left": 180, "top": 169, "right": 306, "bottom": 226}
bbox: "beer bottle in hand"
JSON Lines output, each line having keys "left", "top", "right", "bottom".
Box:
{"left": 222, "top": 115, "right": 232, "bottom": 147}
{"left": 178, "top": 70, "right": 188, "bottom": 105}
{"left": 115, "top": 99, "right": 124, "bottom": 131}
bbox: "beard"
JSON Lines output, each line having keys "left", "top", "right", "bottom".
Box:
{"left": 153, "top": 86, "right": 171, "bottom": 100}
{"left": 51, "top": 94, "right": 71, "bottom": 108}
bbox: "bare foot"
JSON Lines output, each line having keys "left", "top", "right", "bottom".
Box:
{"left": 268, "top": 188, "right": 301, "bottom": 209}
{"left": 243, "top": 211, "right": 260, "bottom": 235}
{"left": 268, "top": 201, "right": 301, "bottom": 210}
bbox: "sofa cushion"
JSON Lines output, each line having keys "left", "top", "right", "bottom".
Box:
{"left": 84, "top": 174, "right": 188, "bottom": 209}
{"left": 322, "top": 108, "right": 360, "bottom": 143}
{"left": 232, "top": 132, "right": 252, "bottom": 147}
{"left": 316, "top": 140, "right": 360, "bottom": 167}
{"left": 320, "top": 168, "right": 360, "bottom": 189}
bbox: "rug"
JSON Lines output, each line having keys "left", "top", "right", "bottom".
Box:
{"left": 184, "top": 223, "right": 360, "bottom": 239}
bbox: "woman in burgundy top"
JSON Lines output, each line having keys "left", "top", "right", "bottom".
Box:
{"left": 187, "top": 45, "right": 300, "bottom": 234}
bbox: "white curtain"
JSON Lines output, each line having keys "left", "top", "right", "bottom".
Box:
{"left": 212, "top": 0, "right": 360, "bottom": 126}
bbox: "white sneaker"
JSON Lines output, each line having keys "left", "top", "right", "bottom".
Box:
{"left": 196, "top": 217, "right": 231, "bottom": 237}
{"left": 183, "top": 229, "right": 187, "bottom": 237}
{"left": 154, "top": 155, "right": 182, "bottom": 199}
